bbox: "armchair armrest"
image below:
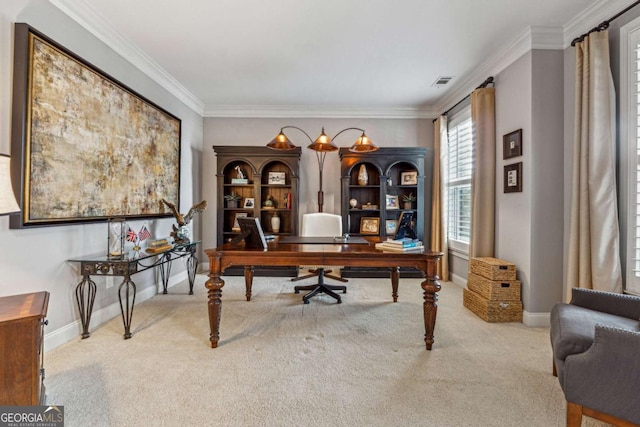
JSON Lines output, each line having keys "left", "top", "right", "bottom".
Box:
{"left": 563, "top": 325, "right": 640, "bottom": 424}
{"left": 570, "top": 288, "right": 640, "bottom": 320}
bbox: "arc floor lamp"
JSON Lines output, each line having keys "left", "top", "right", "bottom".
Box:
{"left": 267, "top": 126, "right": 377, "bottom": 212}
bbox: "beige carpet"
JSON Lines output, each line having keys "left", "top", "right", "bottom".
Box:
{"left": 45, "top": 275, "right": 609, "bottom": 427}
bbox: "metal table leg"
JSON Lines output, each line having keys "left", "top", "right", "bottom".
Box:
{"left": 75, "top": 275, "right": 97, "bottom": 339}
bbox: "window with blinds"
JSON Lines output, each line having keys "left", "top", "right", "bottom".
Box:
{"left": 624, "top": 20, "right": 640, "bottom": 295}
{"left": 446, "top": 107, "right": 472, "bottom": 251}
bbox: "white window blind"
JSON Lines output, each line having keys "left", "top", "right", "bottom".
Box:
{"left": 446, "top": 107, "right": 472, "bottom": 250}
{"left": 624, "top": 20, "right": 640, "bottom": 294}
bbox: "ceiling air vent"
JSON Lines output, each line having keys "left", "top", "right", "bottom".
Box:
{"left": 432, "top": 76, "right": 453, "bottom": 88}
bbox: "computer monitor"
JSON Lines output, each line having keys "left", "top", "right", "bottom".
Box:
{"left": 393, "top": 211, "right": 416, "bottom": 240}
{"left": 232, "top": 217, "right": 268, "bottom": 249}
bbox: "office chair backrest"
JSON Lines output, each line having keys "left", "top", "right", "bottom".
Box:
{"left": 300, "top": 213, "right": 342, "bottom": 237}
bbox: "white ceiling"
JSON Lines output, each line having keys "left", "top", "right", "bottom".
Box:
{"left": 49, "top": 0, "right": 622, "bottom": 117}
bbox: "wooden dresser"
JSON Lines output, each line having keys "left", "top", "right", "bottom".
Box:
{"left": 0, "top": 291, "right": 49, "bottom": 405}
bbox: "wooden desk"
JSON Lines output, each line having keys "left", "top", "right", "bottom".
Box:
{"left": 204, "top": 238, "right": 442, "bottom": 350}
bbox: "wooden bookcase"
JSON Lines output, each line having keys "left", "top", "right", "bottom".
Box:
{"left": 0, "top": 291, "right": 49, "bottom": 405}
{"left": 339, "top": 147, "right": 428, "bottom": 277}
{"left": 212, "top": 146, "right": 301, "bottom": 276}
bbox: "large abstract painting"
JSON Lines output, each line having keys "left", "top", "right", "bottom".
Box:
{"left": 10, "top": 24, "right": 181, "bottom": 228}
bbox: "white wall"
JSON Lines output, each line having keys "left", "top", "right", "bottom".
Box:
{"left": 0, "top": 1, "right": 203, "bottom": 349}
{"left": 202, "top": 118, "right": 433, "bottom": 253}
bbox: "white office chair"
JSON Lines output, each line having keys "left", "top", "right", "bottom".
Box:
{"left": 291, "top": 212, "right": 348, "bottom": 304}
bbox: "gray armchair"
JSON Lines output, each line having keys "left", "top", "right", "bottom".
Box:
{"left": 550, "top": 288, "right": 640, "bottom": 426}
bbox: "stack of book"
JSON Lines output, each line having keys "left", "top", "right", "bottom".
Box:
{"left": 374, "top": 238, "right": 424, "bottom": 252}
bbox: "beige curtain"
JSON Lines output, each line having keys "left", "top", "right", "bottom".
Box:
{"left": 431, "top": 116, "right": 449, "bottom": 281}
{"left": 567, "top": 29, "right": 622, "bottom": 301}
{"left": 469, "top": 87, "right": 496, "bottom": 258}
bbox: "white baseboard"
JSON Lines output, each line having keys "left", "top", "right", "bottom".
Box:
{"left": 44, "top": 271, "right": 188, "bottom": 351}
{"left": 450, "top": 272, "right": 467, "bottom": 288}
{"left": 522, "top": 311, "right": 550, "bottom": 327}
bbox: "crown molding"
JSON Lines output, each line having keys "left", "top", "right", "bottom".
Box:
{"left": 50, "top": 0, "right": 204, "bottom": 116}
{"left": 203, "top": 105, "right": 438, "bottom": 119}
{"left": 49, "top": 0, "right": 632, "bottom": 120}
{"left": 563, "top": 0, "right": 638, "bottom": 47}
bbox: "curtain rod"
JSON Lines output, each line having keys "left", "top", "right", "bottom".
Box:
{"left": 571, "top": 0, "right": 640, "bottom": 46}
{"left": 432, "top": 76, "right": 494, "bottom": 123}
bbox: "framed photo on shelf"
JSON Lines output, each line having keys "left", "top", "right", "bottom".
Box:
{"left": 385, "top": 195, "right": 399, "bottom": 209}
{"left": 243, "top": 197, "right": 255, "bottom": 208}
{"left": 504, "top": 162, "right": 523, "bottom": 193}
{"left": 400, "top": 170, "right": 418, "bottom": 185}
{"left": 360, "top": 217, "right": 380, "bottom": 235}
{"left": 385, "top": 219, "right": 398, "bottom": 235}
{"left": 503, "top": 129, "right": 523, "bottom": 159}
{"left": 268, "top": 172, "right": 286, "bottom": 185}
{"left": 232, "top": 212, "right": 248, "bottom": 231}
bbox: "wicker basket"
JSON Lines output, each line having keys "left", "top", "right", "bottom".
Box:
{"left": 463, "top": 288, "right": 522, "bottom": 323}
{"left": 469, "top": 257, "right": 516, "bottom": 281}
{"left": 467, "top": 272, "right": 521, "bottom": 301}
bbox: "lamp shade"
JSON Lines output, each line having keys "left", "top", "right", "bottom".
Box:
{"left": 0, "top": 155, "right": 20, "bottom": 215}
{"left": 349, "top": 132, "right": 378, "bottom": 152}
{"left": 307, "top": 127, "right": 338, "bottom": 152}
{"left": 267, "top": 130, "right": 297, "bottom": 150}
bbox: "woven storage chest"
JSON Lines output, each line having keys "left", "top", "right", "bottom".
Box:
{"left": 469, "top": 257, "right": 516, "bottom": 281}
{"left": 467, "top": 272, "right": 521, "bottom": 301}
{"left": 463, "top": 288, "right": 522, "bottom": 322}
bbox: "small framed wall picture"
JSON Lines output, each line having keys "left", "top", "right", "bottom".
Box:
{"left": 243, "top": 197, "right": 255, "bottom": 208}
{"left": 503, "top": 129, "right": 523, "bottom": 159}
{"left": 400, "top": 170, "right": 418, "bottom": 185}
{"left": 385, "top": 219, "right": 398, "bottom": 235}
{"left": 504, "top": 162, "right": 523, "bottom": 193}
{"left": 360, "top": 217, "right": 380, "bottom": 235}
{"left": 268, "top": 172, "right": 286, "bottom": 185}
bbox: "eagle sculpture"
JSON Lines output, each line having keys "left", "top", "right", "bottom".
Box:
{"left": 162, "top": 199, "right": 208, "bottom": 242}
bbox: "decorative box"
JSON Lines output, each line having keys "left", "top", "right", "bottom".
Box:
{"left": 469, "top": 257, "right": 516, "bottom": 281}
{"left": 463, "top": 288, "right": 522, "bottom": 323}
{"left": 467, "top": 272, "right": 521, "bottom": 301}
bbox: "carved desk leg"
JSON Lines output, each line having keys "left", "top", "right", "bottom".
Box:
{"left": 118, "top": 275, "right": 137, "bottom": 339}
{"left": 244, "top": 266, "right": 254, "bottom": 301}
{"left": 390, "top": 267, "right": 400, "bottom": 302}
{"left": 75, "top": 270, "right": 97, "bottom": 339}
{"left": 207, "top": 254, "right": 224, "bottom": 348}
{"left": 421, "top": 269, "right": 441, "bottom": 350}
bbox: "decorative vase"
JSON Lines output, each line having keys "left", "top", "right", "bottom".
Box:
{"left": 349, "top": 198, "right": 358, "bottom": 209}
{"left": 271, "top": 212, "right": 280, "bottom": 233}
{"left": 358, "top": 164, "right": 368, "bottom": 186}
{"left": 227, "top": 200, "right": 238, "bottom": 208}
{"left": 403, "top": 202, "right": 412, "bottom": 210}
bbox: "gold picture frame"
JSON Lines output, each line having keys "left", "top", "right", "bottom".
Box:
{"left": 360, "top": 217, "right": 380, "bottom": 235}
{"left": 400, "top": 170, "right": 418, "bottom": 185}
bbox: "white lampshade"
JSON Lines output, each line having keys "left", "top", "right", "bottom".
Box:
{"left": 0, "top": 154, "right": 20, "bottom": 215}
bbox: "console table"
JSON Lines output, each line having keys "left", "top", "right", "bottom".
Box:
{"left": 69, "top": 241, "right": 199, "bottom": 339}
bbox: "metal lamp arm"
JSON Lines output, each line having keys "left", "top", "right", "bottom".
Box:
{"left": 331, "top": 127, "right": 365, "bottom": 141}
{"left": 280, "top": 126, "right": 314, "bottom": 144}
